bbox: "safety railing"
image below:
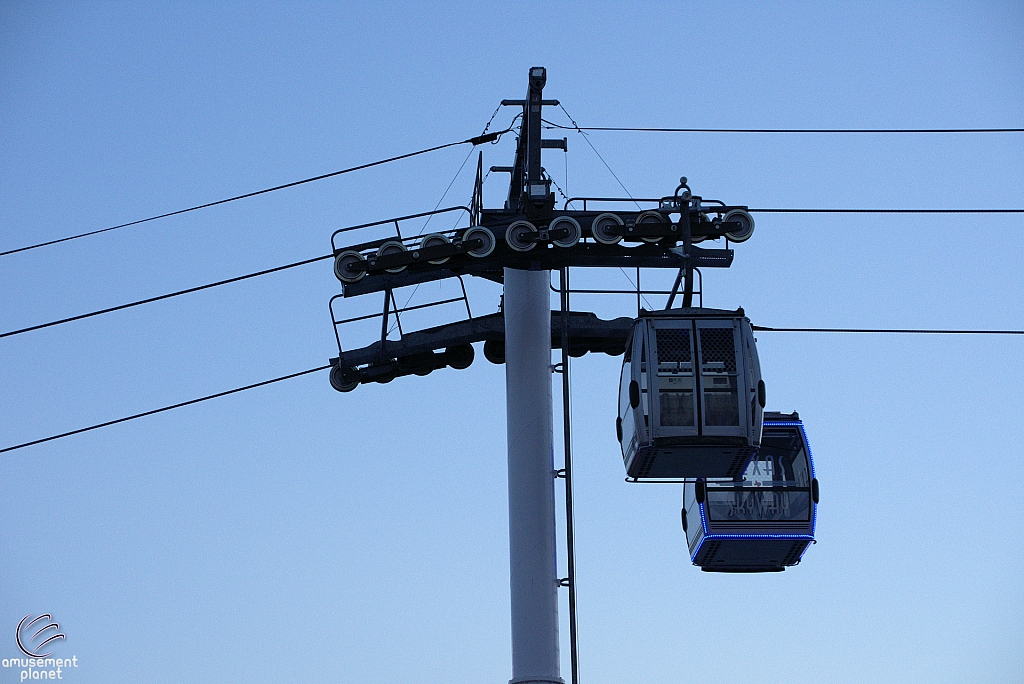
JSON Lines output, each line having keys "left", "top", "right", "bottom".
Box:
{"left": 330, "top": 205, "right": 472, "bottom": 255}
{"left": 550, "top": 267, "right": 703, "bottom": 315}
{"left": 329, "top": 275, "right": 473, "bottom": 360}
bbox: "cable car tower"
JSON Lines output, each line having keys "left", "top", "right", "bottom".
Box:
{"left": 326, "top": 68, "right": 803, "bottom": 684}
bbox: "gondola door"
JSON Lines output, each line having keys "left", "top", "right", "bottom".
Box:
{"left": 694, "top": 320, "right": 748, "bottom": 438}
{"left": 647, "top": 320, "right": 699, "bottom": 441}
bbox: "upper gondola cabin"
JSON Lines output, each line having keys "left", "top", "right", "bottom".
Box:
{"left": 617, "top": 308, "right": 765, "bottom": 479}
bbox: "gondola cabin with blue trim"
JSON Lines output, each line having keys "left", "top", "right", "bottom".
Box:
{"left": 617, "top": 308, "right": 765, "bottom": 479}
{"left": 682, "top": 412, "right": 819, "bottom": 572}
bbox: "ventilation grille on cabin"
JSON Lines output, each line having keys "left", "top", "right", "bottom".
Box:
{"left": 698, "top": 328, "right": 736, "bottom": 373}
{"left": 782, "top": 541, "right": 806, "bottom": 566}
{"left": 656, "top": 328, "right": 692, "bottom": 363}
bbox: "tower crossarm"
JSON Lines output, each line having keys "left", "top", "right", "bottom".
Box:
{"left": 328, "top": 310, "right": 634, "bottom": 391}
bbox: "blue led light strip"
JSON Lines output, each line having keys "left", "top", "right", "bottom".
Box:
{"left": 704, "top": 534, "right": 814, "bottom": 541}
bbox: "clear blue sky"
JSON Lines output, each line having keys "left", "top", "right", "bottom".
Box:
{"left": 1, "top": 3, "right": 1022, "bottom": 683}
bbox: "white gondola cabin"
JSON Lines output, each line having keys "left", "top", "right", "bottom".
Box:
{"left": 617, "top": 308, "right": 765, "bottom": 479}
{"left": 681, "top": 412, "right": 819, "bottom": 572}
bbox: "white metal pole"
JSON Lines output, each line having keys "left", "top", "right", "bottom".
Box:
{"left": 504, "top": 266, "right": 563, "bottom": 684}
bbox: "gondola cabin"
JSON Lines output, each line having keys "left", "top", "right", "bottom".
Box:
{"left": 617, "top": 308, "right": 765, "bottom": 479}
{"left": 682, "top": 412, "right": 819, "bottom": 572}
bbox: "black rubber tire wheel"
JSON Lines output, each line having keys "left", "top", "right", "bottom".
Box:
{"left": 758, "top": 379, "right": 766, "bottom": 408}
{"left": 811, "top": 478, "right": 820, "bottom": 504}
{"left": 445, "top": 344, "right": 475, "bottom": 370}
{"left": 330, "top": 365, "right": 358, "bottom": 392}
{"left": 483, "top": 339, "right": 505, "bottom": 364}
{"left": 681, "top": 508, "right": 688, "bottom": 532}
{"left": 399, "top": 351, "right": 437, "bottom": 376}
{"left": 615, "top": 416, "right": 623, "bottom": 443}
{"left": 695, "top": 481, "right": 706, "bottom": 504}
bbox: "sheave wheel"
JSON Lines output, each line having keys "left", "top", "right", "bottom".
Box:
{"left": 330, "top": 365, "right": 359, "bottom": 392}
{"left": 549, "top": 216, "right": 581, "bottom": 248}
{"left": 636, "top": 210, "right": 669, "bottom": 243}
{"left": 723, "top": 209, "right": 755, "bottom": 243}
{"left": 591, "top": 213, "right": 623, "bottom": 245}
{"left": 419, "top": 233, "right": 451, "bottom": 265}
{"left": 506, "top": 221, "right": 538, "bottom": 252}
{"left": 334, "top": 250, "right": 366, "bottom": 283}
{"left": 377, "top": 240, "right": 408, "bottom": 273}
{"left": 463, "top": 226, "right": 496, "bottom": 258}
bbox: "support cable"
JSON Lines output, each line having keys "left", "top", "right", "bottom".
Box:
{"left": 557, "top": 105, "right": 641, "bottom": 210}
{"left": 389, "top": 110, "right": 520, "bottom": 335}
{"left": 7, "top": 239, "right": 1024, "bottom": 342}
{"left": 3, "top": 326, "right": 1021, "bottom": 455}
{"left": 748, "top": 208, "right": 1024, "bottom": 214}
{"left": 542, "top": 122, "right": 1024, "bottom": 134}
{"left": 0, "top": 365, "right": 330, "bottom": 455}
{"left": 544, "top": 114, "right": 1024, "bottom": 214}
{"left": 416, "top": 146, "right": 477, "bottom": 236}
{"left": 1, "top": 129, "right": 513, "bottom": 258}
{"left": 558, "top": 267, "right": 579, "bottom": 684}
{"left": 752, "top": 326, "right": 1024, "bottom": 334}
{"left": 415, "top": 108, "right": 516, "bottom": 238}
{"left": 548, "top": 170, "right": 570, "bottom": 204}
{"left": 615, "top": 267, "right": 654, "bottom": 311}
{"left": 0, "top": 253, "right": 333, "bottom": 340}
{"left": 387, "top": 148, "right": 476, "bottom": 336}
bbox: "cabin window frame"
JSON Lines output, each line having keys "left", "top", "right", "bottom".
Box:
{"left": 647, "top": 319, "right": 699, "bottom": 439}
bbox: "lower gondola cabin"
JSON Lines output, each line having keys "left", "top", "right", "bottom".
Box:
{"left": 682, "top": 412, "right": 818, "bottom": 572}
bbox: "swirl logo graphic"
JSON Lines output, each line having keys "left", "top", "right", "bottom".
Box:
{"left": 16, "top": 615, "right": 65, "bottom": 658}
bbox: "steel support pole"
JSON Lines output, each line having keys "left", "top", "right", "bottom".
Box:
{"left": 504, "top": 267, "right": 562, "bottom": 684}
{"left": 558, "top": 268, "right": 579, "bottom": 684}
